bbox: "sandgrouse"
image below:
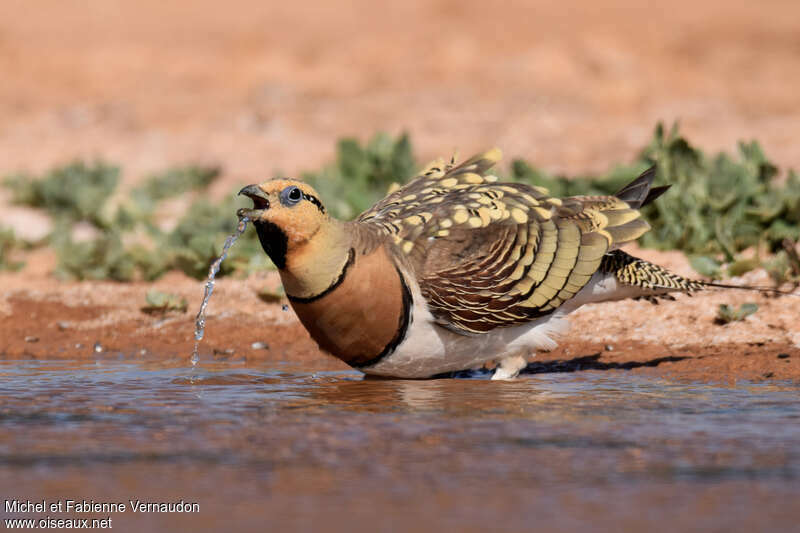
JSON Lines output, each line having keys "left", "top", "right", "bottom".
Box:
{"left": 238, "top": 149, "right": 713, "bottom": 379}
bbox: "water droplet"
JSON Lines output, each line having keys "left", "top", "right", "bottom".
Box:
{"left": 251, "top": 341, "right": 269, "bottom": 350}
{"left": 281, "top": 304, "right": 289, "bottom": 312}
{"left": 190, "top": 351, "right": 199, "bottom": 366}
{"left": 93, "top": 342, "right": 103, "bottom": 353}
{"left": 24, "top": 336, "right": 39, "bottom": 343}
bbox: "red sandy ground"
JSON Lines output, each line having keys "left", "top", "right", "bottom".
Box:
{"left": 1, "top": 243, "right": 798, "bottom": 382}
{"left": 1, "top": 0, "right": 799, "bottom": 380}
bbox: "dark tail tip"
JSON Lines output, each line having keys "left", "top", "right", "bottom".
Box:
{"left": 614, "top": 166, "right": 669, "bottom": 208}
{"left": 642, "top": 185, "right": 671, "bottom": 207}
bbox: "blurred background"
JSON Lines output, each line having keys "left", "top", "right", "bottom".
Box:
{"left": 4, "top": 0, "right": 800, "bottom": 281}
{"left": 1, "top": 0, "right": 798, "bottom": 183}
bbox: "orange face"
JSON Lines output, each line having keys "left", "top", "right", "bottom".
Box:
{"left": 239, "top": 178, "right": 328, "bottom": 247}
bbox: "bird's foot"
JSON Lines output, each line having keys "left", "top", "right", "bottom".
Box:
{"left": 491, "top": 354, "right": 527, "bottom": 380}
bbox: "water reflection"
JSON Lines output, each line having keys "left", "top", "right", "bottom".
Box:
{"left": 1, "top": 359, "right": 799, "bottom": 495}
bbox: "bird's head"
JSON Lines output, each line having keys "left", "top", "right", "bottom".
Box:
{"left": 238, "top": 179, "right": 329, "bottom": 270}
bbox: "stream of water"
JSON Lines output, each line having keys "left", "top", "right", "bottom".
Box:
{"left": 191, "top": 215, "right": 249, "bottom": 365}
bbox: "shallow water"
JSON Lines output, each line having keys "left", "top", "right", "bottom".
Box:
{"left": 1, "top": 359, "right": 799, "bottom": 532}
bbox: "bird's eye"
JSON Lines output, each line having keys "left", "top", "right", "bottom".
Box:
{"left": 280, "top": 186, "right": 303, "bottom": 207}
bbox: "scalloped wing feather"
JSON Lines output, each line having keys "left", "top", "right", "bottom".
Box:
{"left": 357, "top": 150, "right": 657, "bottom": 335}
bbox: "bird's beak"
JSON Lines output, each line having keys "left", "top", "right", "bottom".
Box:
{"left": 237, "top": 184, "right": 270, "bottom": 220}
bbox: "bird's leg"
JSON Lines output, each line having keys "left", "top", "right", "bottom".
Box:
{"left": 491, "top": 353, "right": 528, "bottom": 380}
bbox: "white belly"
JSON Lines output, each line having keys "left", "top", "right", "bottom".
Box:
{"left": 361, "top": 271, "right": 635, "bottom": 378}
{"left": 362, "top": 286, "right": 572, "bottom": 378}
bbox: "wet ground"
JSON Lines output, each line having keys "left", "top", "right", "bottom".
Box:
{"left": 2, "top": 357, "right": 799, "bottom": 532}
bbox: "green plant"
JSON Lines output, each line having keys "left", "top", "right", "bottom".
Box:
{"left": 165, "top": 195, "right": 270, "bottom": 279}
{"left": 130, "top": 166, "right": 221, "bottom": 214}
{"left": 256, "top": 286, "right": 285, "bottom": 303}
{"left": 303, "top": 132, "right": 415, "bottom": 219}
{"left": 4, "top": 161, "right": 120, "bottom": 228}
{"left": 715, "top": 303, "right": 758, "bottom": 324}
{"left": 764, "top": 239, "right": 800, "bottom": 287}
{"left": 0, "top": 226, "right": 24, "bottom": 271}
{"left": 52, "top": 231, "right": 142, "bottom": 281}
{"left": 2, "top": 161, "right": 266, "bottom": 281}
{"left": 688, "top": 256, "right": 722, "bottom": 279}
{"left": 141, "top": 290, "right": 188, "bottom": 314}
{"left": 636, "top": 125, "right": 796, "bottom": 260}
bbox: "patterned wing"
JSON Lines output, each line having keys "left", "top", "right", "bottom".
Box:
{"left": 358, "top": 150, "right": 656, "bottom": 334}
{"left": 358, "top": 149, "right": 503, "bottom": 229}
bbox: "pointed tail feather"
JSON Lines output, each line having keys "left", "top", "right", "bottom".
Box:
{"left": 614, "top": 167, "right": 670, "bottom": 209}
{"left": 642, "top": 185, "right": 670, "bottom": 207}
{"left": 600, "top": 250, "right": 704, "bottom": 294}
{"left": 600, "top": 250, "right": 795, "bottom": 298}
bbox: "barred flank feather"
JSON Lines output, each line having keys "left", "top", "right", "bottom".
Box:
{"left": 600, "top": 250, "right": 705, "bottom": 293}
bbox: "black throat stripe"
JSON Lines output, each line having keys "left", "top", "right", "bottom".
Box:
{"left": 254, "top": 220, "right": 288, "bottom": 270}
{"left": 286, "top": 248, "right": 355, "bottom": 304}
